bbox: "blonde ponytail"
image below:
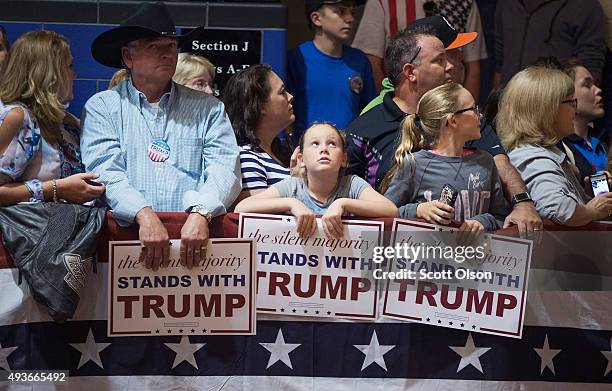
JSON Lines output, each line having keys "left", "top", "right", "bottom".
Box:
{"left": 379, "top": 113, "right": 422, "bottom": 193}
{"left": 379, "top": 82, "right": 465, "bottom": 194}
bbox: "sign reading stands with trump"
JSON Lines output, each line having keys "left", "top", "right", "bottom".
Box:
{"left": 380, "top": 219, "right": 532, "bottom": 338}
{"left": 108, "top": 239, "right": 256, "bottom": 337}
{"left": 238, "top": 213, "right": 384, "bottom": 320}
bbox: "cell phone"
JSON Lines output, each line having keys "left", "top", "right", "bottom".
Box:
{"left": 590, "top": 173, "right": 610, "bottom": 196}
{"left": 85, "top": 179, "right": 103, "bottom": 186}
{"left": 439, "top": 183, "right": 458, "bottom": 206}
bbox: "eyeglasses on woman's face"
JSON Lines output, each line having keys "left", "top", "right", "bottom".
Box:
{"left": 561, "top": 97, "right": 578, "bottom": 109}
{"left": 454, "top": 105, "right": 481, "bottom": 117}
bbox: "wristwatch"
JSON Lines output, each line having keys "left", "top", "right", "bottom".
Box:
{"left": 189, "top": 205, "right": 212, "bottom": 222}
{"left": 511, "top": 192, "right": 533, "bottom": 206}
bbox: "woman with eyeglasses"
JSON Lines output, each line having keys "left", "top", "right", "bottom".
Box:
{"left": 382, "top": 82, "right": 509, "bottom": 232}
{"left": 173, "top": 53, "right": 216, "bottom": 95}
{"left": 497, "top": 66, "right": 612, "bottom": 226}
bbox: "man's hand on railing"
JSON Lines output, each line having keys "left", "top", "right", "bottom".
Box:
{"left": 135, "top": 207, "right": 170, "bottom": 271}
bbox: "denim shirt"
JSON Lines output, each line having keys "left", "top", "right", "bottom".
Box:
{"left": 80, "top": 79, "right": 241, "bottom": 226}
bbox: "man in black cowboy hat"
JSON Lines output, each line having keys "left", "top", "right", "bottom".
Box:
{"left": 81, "top": 2, "right": 241, "bottom": 271}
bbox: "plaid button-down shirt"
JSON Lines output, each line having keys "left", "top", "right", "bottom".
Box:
{"left": 81, "top": 79, "right": 240, "bottom": 226}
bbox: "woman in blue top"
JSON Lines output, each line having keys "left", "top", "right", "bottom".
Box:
{"left": 0, "top": 30, "right": 105, "bottom": 205}
{"left": 223, "top": 64, "right": 297, "bottom": 204}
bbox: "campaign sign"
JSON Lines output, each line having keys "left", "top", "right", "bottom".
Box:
{"left": 108, "top": 239, "right": 256, "bottom": 337}
{"left": 381, "top": 219, "right": 532, "bottom": 338}
{"left": 181, "top": 28, "right": 262, "bottom": 97}
{"left": 238, "top": 213, "right": 384, "bottom": 320}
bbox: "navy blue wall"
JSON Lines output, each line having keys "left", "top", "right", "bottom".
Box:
{"left": 1, "top": 1, "right": 287, "bottom": 118}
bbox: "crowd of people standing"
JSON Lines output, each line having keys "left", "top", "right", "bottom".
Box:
{"left": 0, "top": 1, "right": 611, "bottom": 273}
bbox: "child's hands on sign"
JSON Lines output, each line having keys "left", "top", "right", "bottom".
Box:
{"left": 458, "top": 219, "right": 485, "bottom": 244}
{"left": 290, "top": 199, "right": 317, "bottom": 238}
{"left": 322, "top": 199, "right": 345, "bottom": 239}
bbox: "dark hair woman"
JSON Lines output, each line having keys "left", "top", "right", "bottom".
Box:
{"left": 222, "top": 64, "right": 296, "bottom": 203}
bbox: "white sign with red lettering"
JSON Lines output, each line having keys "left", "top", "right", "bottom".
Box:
{"left": 238, "top": 213, "right": 384, "bottom": 320}
{"left": 381, "top": 219, "right": 532, "bottom": 338}
{"left": 108, "top": 238, "right": 256, "bottom": 337}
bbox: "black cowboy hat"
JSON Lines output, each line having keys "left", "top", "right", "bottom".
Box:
{"left": 91, "top": 1, "right": 202, "bottom": 68}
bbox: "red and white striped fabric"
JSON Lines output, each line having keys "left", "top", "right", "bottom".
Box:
{"left": 352, "top": 0, "right": 487, "bottom": 62}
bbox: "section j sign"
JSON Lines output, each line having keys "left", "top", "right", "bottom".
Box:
{"left": 181, "top": 28, "right": 262, "bottom": 97}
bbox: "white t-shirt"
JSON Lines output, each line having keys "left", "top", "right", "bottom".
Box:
{"left": 352, "top": 0, "right": 488, "bottom": 62}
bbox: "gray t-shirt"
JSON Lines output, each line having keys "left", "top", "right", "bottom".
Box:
{"left": 384, "top": 149, "right": 510, "bottom": 231}
{"left": 273, "top": 175, "right": 370, "bottom": 214}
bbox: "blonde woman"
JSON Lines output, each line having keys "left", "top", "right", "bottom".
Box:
{"left": 108, "top": 68, "right": 129, "bottom": 89}
{"left": 173, "top": 52, "right": 215, "bottom": 95}
{"left": 383, "top": 82, "right": 509, "bottom": 232}
{"left": 497, "top": 66, "right": 612, "bottom": 226}
{"left": 0, "top": 30, "right": 105, "bottom": 205}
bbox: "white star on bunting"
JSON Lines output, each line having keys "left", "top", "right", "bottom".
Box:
{"left": 353, "top": 330, "right": 396, "bottom": 371}
{"left": 259, "top": 328, "right": 301, "bottom": 369}
{"left": 533, "top": 334, "right": 562, "bottom": 375}
{"left": 69, "top": 329, "right": 111, "bottom": 369}
{"left": 164, "top": 336, "right": 206, "bottom": 369}
{"left": 449, "top": 333, "right": 491, "bottom": 373}
{"left": 0, "top": 343, "right": 18, "bottom": 370}
{"left": 600, "top": 337, "right": 612, "bottom": 376}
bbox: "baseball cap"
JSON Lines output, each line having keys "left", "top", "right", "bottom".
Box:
{"left": 304, "top": 0, "right": 366, "bottom": 19}
{"left": 408, "top": 15, "right": 477, "bottom": 50}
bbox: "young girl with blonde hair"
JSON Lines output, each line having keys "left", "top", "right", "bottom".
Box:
{"left": 383, "top": 82, "right": 509, "bottom": 232}
{"left": 0, "top": 30, "right": 104, "bottom": 205}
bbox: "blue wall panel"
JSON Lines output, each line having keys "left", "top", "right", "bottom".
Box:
{"left": 44, "top": 23, "right": 118, "bottom": 80}
{"left": 68, "top": 79, "right": 97, "bottom": 118}
{"left": 2, "top": 22, "right": 42, "bottom": 44}
{"left": 263, "top": 30, "right": 286, "bottom": 80}
{"left": 1, "top": 21, "right": 286, "bottom": 119}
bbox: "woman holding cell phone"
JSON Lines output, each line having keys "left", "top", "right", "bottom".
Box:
{"left": 0, "top": 30, "right": 105, "bottom": 206}
{"left": 497, "top": 66, "right": 612, "bottom": 226}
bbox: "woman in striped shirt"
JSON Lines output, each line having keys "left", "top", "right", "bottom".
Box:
{"left": 223, "top": 64, "right": 296, "bottom": 203}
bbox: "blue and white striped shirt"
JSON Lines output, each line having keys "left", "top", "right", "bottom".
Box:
{"left": 239, "top": 145, "right": 290, "bottom": 190}
{"left": 80, "top": 79, "right": 241, "bottom": 227}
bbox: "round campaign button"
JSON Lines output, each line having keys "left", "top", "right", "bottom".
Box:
{"left": 147, "top": 139, "right": 171, "bottom": 162}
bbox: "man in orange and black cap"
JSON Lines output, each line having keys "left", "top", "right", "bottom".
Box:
{"left": 359, "top": 15, "right": 478, "bottom": 114}
{"left": 345, "top": 15, "right": 543, "bottom": 233}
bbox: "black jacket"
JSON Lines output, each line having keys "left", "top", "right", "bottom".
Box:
{"left": 495, "top": 0, "right": 606, "bottom": 83}
{"left": 0, "top": 203, "right": 106, "bottom": 322}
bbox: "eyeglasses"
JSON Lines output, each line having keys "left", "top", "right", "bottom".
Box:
{"left": 454, "top": 105, "right": 480, "bottom": 116}
{"left": 561, "top": 98, "right": 578, "bottom": 109}
{"left": 391, "top": 46, "right": 422, "bottom": 84}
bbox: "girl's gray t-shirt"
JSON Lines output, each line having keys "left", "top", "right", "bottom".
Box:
{"left": 273, "top": 175, "right": 370, "bottom": 214}
{"left": 384, "top": 149, "right": 510, "bottom": 230}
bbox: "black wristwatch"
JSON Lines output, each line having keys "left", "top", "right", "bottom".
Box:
{"left": 511, "top": 192, "right": 533, "bottom": 206}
